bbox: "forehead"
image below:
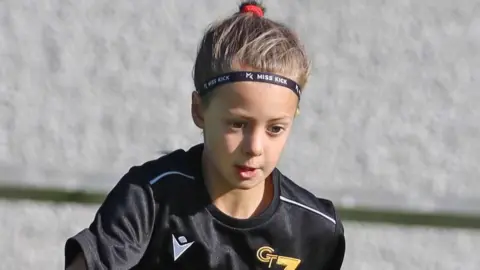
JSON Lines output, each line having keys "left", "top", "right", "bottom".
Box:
{"left": 208, "top": 82, "right": 298, "bottom": 118}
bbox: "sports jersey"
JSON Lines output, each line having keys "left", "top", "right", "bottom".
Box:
{"left": 64, "top": 144, "right": 346, "bottom": 269}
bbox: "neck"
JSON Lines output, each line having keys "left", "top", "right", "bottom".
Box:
{"left": 202, "top": 153, "right": 274, "bottom": 219}
{"left": 213, "top": 183, "right": 270, "bottom": 219}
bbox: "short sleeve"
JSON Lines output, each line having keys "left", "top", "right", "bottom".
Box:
{"left": 64, "top": 166, "right": 157, "bottom": 270}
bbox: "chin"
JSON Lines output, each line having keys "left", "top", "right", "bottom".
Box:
{"left": 231, "top": 177, "right": 265, "bottom": 190}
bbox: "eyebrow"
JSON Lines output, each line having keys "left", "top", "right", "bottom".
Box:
{"left": 225, "top": 111, "right": 291, "bottom": 122}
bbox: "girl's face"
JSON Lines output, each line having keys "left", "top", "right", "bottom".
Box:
{"left": 192, "top": 81, "right": 298, "bottom": 192}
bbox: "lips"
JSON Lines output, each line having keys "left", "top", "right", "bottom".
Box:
{"left": 235, "top": 165, "right": 258, "bottom": 179}
{"left": 236, "top": 165, "right": 256, "bottom": 171}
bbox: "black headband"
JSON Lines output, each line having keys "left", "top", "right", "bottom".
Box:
{"left": 199, "top": 71, "right": 301, "bottom": 99}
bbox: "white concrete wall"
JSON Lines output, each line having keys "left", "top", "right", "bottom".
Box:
{"left": 1, "top": 200, "right": 479, "bottom": 270}
{"left": 1, "top": 0, "right": 479, "bottom": 214}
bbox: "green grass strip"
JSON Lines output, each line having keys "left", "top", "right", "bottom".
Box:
{"left": 0, "top": 185, "right": 106, "bottom": 205}
{"left": 1, "top": 185, "right": 479, "bottom": 230}
{"left": 339, "top": 207, "right": 480, "bottom": 230}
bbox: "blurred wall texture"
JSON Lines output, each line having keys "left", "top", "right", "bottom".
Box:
{"left": 0, "top": 0, "right": 479, "bottom": 269}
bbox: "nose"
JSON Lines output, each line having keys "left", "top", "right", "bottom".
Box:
{"left": 243, "top": 127, "right": 263, "bottom": 157}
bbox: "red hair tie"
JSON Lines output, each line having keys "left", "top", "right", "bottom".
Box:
{"left": 240, "top": 4, "right": 264, "bottom": 17}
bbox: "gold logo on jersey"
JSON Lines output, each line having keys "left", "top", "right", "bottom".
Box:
{"left": 256, "top": 246, "right": 301, "bottom": 270}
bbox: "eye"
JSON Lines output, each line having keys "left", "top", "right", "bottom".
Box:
{"left": 268, "top": 125, "right": 285, "bottom": 135}
{"left": 230, "top": 121, "right": 246, "bottom": 129}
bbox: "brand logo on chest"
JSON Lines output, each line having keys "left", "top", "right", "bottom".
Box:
{"left": 172, "top": 234, "right": 194, "bottom": 261}
{"left": 256, "top": 246, "right": 301, "bottom": 270}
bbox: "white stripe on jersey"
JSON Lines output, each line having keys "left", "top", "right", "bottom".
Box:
{"left": 280, "top": 196, "right": 336, "bottom": 225}
{"left": 149, "top": 171, "right": 195, "bottom": 185}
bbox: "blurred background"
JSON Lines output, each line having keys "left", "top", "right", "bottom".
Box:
{"left": 1, "top": 0, "right": 479, "bottom": 269}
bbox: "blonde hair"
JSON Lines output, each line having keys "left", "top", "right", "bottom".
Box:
{"left": 192, "top": 1, "right": 310, "bottom": 109}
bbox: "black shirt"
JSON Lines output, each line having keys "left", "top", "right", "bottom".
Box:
{"left": 65, "top": 144, "right": 345, "bottom": 269}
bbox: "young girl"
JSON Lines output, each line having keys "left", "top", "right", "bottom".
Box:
{"left": 65, "top": 1, "right": 345, "bottom": 269}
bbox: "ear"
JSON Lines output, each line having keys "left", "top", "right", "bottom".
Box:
{"left": 191, "top": 91, "right": 205, "bottom": 129}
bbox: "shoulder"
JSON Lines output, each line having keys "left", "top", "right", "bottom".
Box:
{"left": 123, "top": 144, "right": 201, "bottom": 188}
{"left": 64, "top": 146, "right": 203, "bottom": 269}
{"left": 108, "top": 144, "right": 203, "bottom": 207}
{"left": 277, "top": 170, "right": 342, "bottom": 232}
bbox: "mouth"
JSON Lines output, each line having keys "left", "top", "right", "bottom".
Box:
{"left": 236, "top": 165, "right": 257, "bottom": 170}
{"left": 234, "top": 165, "right": 258, "bottom": 179}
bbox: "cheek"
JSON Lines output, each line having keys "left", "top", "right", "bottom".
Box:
{"left": 265, "top": 133, "right": 291, "bottom": 163}
{"left": 203, "top": 119, "right": 240, "bottom": 156}
{"left": 265, "top": 144, "right": 283, "bottom": 163}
